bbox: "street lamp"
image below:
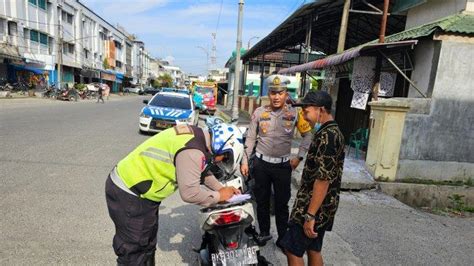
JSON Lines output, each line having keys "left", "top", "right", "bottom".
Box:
{"left": 196, "top": 46, "right": 209, "bottom": 75}
{"left": 247, "top": 36, "right": 259, "bottom": 49}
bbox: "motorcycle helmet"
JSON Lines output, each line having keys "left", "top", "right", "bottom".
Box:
{"left": 209, "top": 123, "right": 245, "bottom": 177}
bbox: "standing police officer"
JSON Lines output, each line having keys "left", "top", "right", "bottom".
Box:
{"left": 240, "top": 75, "right": 312, "bottom": 248}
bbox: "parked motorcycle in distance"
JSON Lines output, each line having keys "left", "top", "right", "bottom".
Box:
{"left": 56, "top": 87, "right": 78, "bottom": 101}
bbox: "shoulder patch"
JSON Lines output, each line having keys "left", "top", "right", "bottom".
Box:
{"left": 174, "top": 125, "right": 194, "bottom": 135}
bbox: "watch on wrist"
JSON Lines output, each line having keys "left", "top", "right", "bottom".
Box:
{"left": 298, "top": 156, "right": 304, "bottom": 161}
{"left": 304, "top": 213, "right": 315, "bottom": 222}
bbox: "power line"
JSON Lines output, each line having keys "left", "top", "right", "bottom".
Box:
{"left": 215, "top": 0, "right": 224, "bottom": 35}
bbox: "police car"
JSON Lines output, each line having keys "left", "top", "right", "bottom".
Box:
{"left": 139, "top": 89, "right": 198, "bottom": 133}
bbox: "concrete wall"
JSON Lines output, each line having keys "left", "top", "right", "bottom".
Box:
{"left": 406, "top": 0, "right": 468, "bottom": 28}
{"left": 408, "top": 40, "right": 440, "bottom": 98}
{"left": 398, "top": 39, "right": 474, "bottom": 181}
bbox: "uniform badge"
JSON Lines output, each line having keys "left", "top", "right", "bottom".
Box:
{"left": 260, "top": 111, "right": 271, "bottom": 121}
{"left": 259, "top": 121, "right": 269, "bottom": 134}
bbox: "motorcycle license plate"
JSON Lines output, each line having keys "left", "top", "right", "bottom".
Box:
{"left": 211, "top": 246, "right": 258, "bottom": 266}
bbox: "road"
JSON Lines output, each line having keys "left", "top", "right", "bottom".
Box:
{"left": 1, "top": 96, "right": 473, "bottom": 265}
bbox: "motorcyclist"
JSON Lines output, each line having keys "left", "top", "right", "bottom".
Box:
{"left": 105, "top": 123, "right": 244, "bottom": 265}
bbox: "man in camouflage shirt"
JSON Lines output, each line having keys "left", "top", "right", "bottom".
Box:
{"left": 280, "top": 91, "right": 345, "bottom": 266}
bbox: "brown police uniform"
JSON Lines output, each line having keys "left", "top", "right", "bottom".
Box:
{"left": 243, "top": 75, "right": 312, "bottom": 243}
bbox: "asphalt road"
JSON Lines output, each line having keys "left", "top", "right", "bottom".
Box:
{"left": 1, "top": 96, "right": 473, "bottom": 265}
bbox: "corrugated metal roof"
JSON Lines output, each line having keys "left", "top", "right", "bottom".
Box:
{"left": 278, "top": 40, "right": 418, "bottom": 74}
{"left": 385, "top": 13, "right": 474, "bottom": 43}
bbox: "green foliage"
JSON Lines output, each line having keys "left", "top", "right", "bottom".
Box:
{"left": 207, "top": 78, "right": 216, "bottom": 82}
{"left": 310, "top": 78, "right": 319, "bottom": 91}
{"left": 157, "top": 73, "right": 173, "bottom": 88}
{"left": 74, "top": 83, "right": 86, "bottom": 91}
{"left": 152, "top": 79, "right": 161, "bottom": 89}
{"left": 448, "top": 194, "right": 466, "bottom": 211}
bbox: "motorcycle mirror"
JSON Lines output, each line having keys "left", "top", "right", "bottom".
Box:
{"left": 143, "top": 99, "right": 149, "bottom": 104}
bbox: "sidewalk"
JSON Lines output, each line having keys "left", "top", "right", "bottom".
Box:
{"left": 216, "top": 106, "right": 473, "bottom": 265}
{"left": 216, "top": 105, "right": 376, "bottom": 191}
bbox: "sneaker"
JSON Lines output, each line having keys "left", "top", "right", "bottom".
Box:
{"left": 255, "top": 234, "right": 272, "bottom": 246}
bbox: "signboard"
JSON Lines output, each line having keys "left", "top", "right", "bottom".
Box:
{"left": 101, "top": 72, "right": 116, "bottom": 81}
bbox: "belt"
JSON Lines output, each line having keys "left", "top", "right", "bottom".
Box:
{"left": 255, "top": 152, "right": 289, "bottom": 164}
{"left": 110, "top": 166, "right": 138, "bottom": 197}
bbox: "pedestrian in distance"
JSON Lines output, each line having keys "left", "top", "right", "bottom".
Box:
{"left": 240, "top": 75, "right": 312, "bottom": 249}
{"left": 97, "top": 85, "right": 104, "bottom": 103}
{"left": 105, "top": 124, "right": 244, "bottom": 265}
{"left": 280, "top": 91, "right": 345, "bottom": 266}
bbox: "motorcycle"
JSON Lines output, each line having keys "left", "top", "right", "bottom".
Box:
{"left": 56, "top": 87, "right": 78, "bottom": 101}
{"left": 197, "top": 172, "right": 268, "bottom": 266}
{"left": 196, "top": 119, "right": 268, "bottom": 266}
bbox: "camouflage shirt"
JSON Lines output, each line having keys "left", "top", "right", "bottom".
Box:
{"left": 289, "top": 121, "right": 345, "bottom": 232}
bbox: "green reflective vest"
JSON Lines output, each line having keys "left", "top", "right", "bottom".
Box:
{"left": 116, "top": 125, "right": 209, "bottom": 202}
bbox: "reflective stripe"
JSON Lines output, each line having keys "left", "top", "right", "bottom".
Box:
{"left": 140, "top": 151, "right": 173, "bottom": 164}
{"left": 146, "top": 147, "right": 173, "bottom": 160}
{"left": 110, "top": 167, "right": 137, "bottom": 196}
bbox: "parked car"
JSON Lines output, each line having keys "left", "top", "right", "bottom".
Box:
{"left": 142, "top": 87, "right": 160, "bottom": 95}
{"left": 124, "top": 87, "right": 143, "bottom": 94}
{"left": 139, "top": 91, "right": 198, "bottom": 133}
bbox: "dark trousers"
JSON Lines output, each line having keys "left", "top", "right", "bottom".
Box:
{"left": 105, "top": 176, "right": 160, "bottom": 265}
{"left": 252, "top": 157, "right": 292, "bottom": 240}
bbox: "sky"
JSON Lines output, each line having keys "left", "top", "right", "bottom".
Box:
{"left": 80, "top": 0, "right": 307, "bottom": 75}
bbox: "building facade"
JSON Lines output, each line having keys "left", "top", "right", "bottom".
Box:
{"left": 0, "top": 0, "right": 153, "bottom": 91}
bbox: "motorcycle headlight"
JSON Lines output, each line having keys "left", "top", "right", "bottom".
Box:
{"left": 140, "top": 112, "right": 150, "bottom": 118}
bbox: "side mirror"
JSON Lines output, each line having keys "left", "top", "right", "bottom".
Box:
{"left": 143, "top": 99, "right": 149, "bottom": 104}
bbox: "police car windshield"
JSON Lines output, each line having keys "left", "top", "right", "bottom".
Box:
{"left": 150, "top": 94, "right": 191, "bottom": 109}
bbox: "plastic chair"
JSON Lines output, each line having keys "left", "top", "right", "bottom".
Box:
{"left": 348, "top": 128, "right": 369, "bottom": 159}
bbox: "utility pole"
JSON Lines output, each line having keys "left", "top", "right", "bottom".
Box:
{"left": 232, "top": 0, "right": 244, "bottom": 123}
{"left": 211, "top": 33, "right": 217, "bottom": 70}
{"left": 57, "top": 10, "right": 63, "bottom": 91}
{"left": 337, "top": 0, "right": 351, "bottom": 53}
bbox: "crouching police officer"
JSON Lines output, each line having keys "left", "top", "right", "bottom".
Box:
{"left": 105, "top": 124, "right": 244, "bottom": 265}
{"left": 240, "top": 75, "right": 312, "bottom": 249}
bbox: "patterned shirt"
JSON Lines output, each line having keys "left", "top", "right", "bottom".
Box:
{"left": 289, "top": 121, "right": 345, "bottom": 232}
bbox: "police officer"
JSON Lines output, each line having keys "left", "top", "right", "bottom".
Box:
{"left": 105, "top": 124, "right": 244, "bottom": 265}
{"left": 240, "top": 75, "right": 312, "bottom": 248}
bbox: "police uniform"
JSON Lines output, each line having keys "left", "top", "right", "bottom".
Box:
{"left": 105, "top": 125, "right": 223, "bottom": 265}
{"left": 243, "top": 76, "right": 312, "bottom": 243}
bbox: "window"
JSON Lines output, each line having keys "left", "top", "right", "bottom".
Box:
{"left": 29, "top": 0, "right": 46, "bottom": 10}
{"left": 8, "top": 21, "right": 17, "bottom": 36}
{"left": 0, "top": 19, "right": 4, "bottom": 35}
{"left": 68, "top": 43, "right": 74, "bottom": 54}
{"left": 67, "top": 14, "right": 73, "bottom": 24}
{"left": 116, "top": 61, "right": 122, "bottom": 68}
{"left": 62, "top": 11, "right": 67, "bottom": 22}
{"left": 30, "top": 30, "right": 39, "bottom": 42}
{"left": 23, "top": 28, "right": 29, "bottom": 39}
{"left": 40, "top": 33, "right": 48, "bottom": 45}
{"left": 38, "top": 0, "right": 46, "bottom": 9}
{"left": 84, "top": 49, "right": 89, "bottom": 59}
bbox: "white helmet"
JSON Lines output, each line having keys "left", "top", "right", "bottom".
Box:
{"left": 209, "top": 123, "right": 245, "bottom": 176}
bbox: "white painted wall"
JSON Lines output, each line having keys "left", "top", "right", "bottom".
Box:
{"left": 406, "top": 0, "right": 468, "bottom": 28}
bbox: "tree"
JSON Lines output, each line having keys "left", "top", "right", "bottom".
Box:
{"left": 158, "top": 73, "right": 174, "bottom": 88}
{"left": 152, "top": 79, "right": 161, "bottom": 88}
